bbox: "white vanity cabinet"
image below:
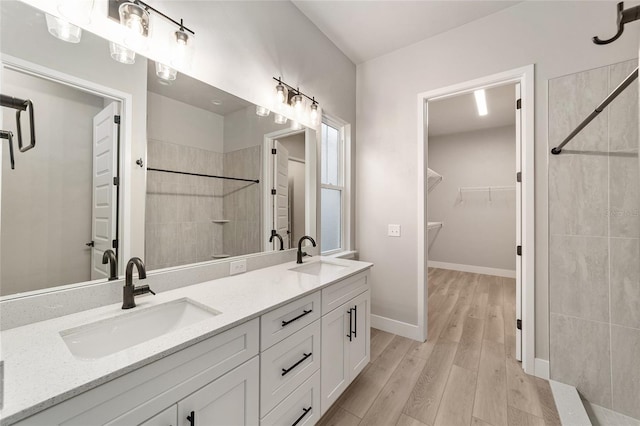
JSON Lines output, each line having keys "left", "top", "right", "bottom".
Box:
{"left": 320, "top": 272, "right": 370, "bottom": 415}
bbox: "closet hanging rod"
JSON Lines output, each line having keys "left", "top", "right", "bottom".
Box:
{"left": 551, "top": 66, "right": 638, "bottom": 155}
{"left": 146, "top": 167, "right": 259, "bottom": 184}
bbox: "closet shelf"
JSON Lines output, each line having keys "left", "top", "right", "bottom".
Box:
{"left": 212, "top": 254, "right": 231, "bottom": 259}
{"left": 212, "top": 219, "right": 230, "bottom": 224}
{"left": 427, "top": 221, "right": 443, "bottom": 230}
{"left": 427, "top": 168, "right": 443, "bottom": 193}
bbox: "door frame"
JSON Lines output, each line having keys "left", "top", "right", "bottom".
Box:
{"left": 262, "top": 127, "right": 316, "bottom": 252}
{"left": 416, "top": 64, "right": 535, "bottom": 375}
{"left": 1, "top": 53, "right": 134, "bottom": 278}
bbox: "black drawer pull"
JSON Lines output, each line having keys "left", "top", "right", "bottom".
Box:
{"left": 353, "top": 305, "right": 358, "bottom": 338}
{"left": 282, "top": 352, "right": 312, "bottom": 376}
{"left": 292, "top": 407, "right": 312, "bottom": 426}
{"left": 347, "top": 308, "right": 353, "bottom": 341}
{"left": 282, "top": 309, "right": 312, "bottom": 327}
{"left": 186, "top": 410, "right": 195, "bottom": 426}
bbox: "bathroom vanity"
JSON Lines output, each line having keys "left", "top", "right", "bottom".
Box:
{"left": 0, "top": 257, "right": 372, "bottom": 425}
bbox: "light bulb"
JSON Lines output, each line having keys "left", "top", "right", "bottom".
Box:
{"left": 45, "top": 13, "right": 82, "bottom": 43}
{"left": 275, "top": 84, "right": 286, "bottom": 105}
{"left": 274, "top": 113, "right": 288, "bottom": 125}
{"left": 291, "top": 94, "right": 304, "bottom": 114}
{"left": 171, "top": 29, "right": 194, "bottom": 69}
{"left": 110, "top": 42, "right": 136, "bottom": 64}
{"left": 119, "top": 2, "right": 150, "bottom": 51}
{"left": 309, "top": 103, "right": 319, "bottom": 125}
{"left": 256, "top": 105, "right": 270, "bottom": 117}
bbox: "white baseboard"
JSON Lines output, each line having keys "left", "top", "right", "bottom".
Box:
{"left": 428, "top": 261, "right": 516, "bottom": 279}
{"left": 535, "top": 358, "right": 550, "bottom": 379}
{"left": 371, "top": 314, "right": 423, "bottom": 341}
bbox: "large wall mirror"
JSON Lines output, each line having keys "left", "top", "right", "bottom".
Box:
{"left": 0, "top": 0, "right": 317, "bottom": 297}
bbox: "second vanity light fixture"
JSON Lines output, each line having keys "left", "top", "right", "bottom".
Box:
{"left": 256, "top": 77, "right": 320, "bottom": 126}
{"left": 107, "top": 0, "right": 195, "bottom": 83}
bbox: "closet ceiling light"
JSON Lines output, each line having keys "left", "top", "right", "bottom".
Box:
{"left": 46, "top": 13, "right": 82, "bottom": 43}
{"left": 110, "top": 42, "right": 136, "bottom": 64}
{"left": 119, "top": 2, "right": 150, "bottom": 51}
{"left": 474, "top": 89, "right": 488, "bottom": 116}
{"left": 156, "top": 62, "right": 177, "bottom": 82}
{"left": 256, "top": 105, "right": 270, "bottom": 117}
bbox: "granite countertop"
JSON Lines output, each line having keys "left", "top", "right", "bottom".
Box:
{"left": 0, "top": 257, "right": 373, "bottom": 425}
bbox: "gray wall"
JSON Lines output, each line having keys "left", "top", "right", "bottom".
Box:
{"left": 549, "top": 59, "right": 640, "bottom": 419}
{"left": 428, "top": 126, "right": 516, "bottom": 271}
{"left": 1, "top": 69, "right": 104, "bottom": 295}
{"left": 356, "top": 0, "right": 640, "bottom": 360}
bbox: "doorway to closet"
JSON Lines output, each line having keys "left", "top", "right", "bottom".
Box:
{"left": 417, "top": 65, "right": 535, "bottom": 375}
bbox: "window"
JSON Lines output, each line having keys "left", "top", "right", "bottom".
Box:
{"left": 320, "top": 116, "right": 349, "bottom": 254}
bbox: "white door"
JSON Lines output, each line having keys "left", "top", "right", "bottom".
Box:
{"left": 320, "top": 305, "right": 350, "bottom": 415}
{"left": 514, "top": 83, "right": 523, "bottom": 362}
{"left": 273, "top": 140, "right": 290, "bottom": 249}
{"left": 348, "top": 290, "right": 370, "bottom": 378}
{"left": 91, "top": 103, "right": 119, "bottom": 280}
{"left": 177, "top": 357, "right": 259, "bottom": 426}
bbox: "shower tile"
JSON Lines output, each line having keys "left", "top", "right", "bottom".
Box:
{"left": 176, "top": 222, "right": 197, "bottom": 264}
{"left": 609, "top": 154, "right": 640, "bottom": 238}
{"left": 549, "top": 66, "right": 608, "bottom": 153}
{"left": 549, "top": 154, "right": 608, "bottom": 237}
{"left": 155, "top": 182, "right": 178, "bottom": 224}
{"left": 611, "top": 325, "right": 640, "bottom": 420}
{"left": 611, "top": 238, "right": 640, "bottom": 329}
{"left": 609, "top": 60, "right": 639, "bottom": 153}
{"left": 177, "top": 193, "right": 197, "bottom": 223}
{"left": 196, "top": 221, "right": 213, "bottom": 262}
{"left": 550, "top": 313, "right": 611, "bottom": 408}
{"left": 549, "top": 235, "right": 609, "bottom": 322}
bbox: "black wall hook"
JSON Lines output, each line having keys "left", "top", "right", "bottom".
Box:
{"left": 593, "top": 2, "right": 640, "bottom": 45}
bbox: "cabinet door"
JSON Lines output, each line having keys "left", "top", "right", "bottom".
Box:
{"left": 347, "top": 290, "right": 370, "bottom": 379}
{"left": 140, "top": 405, "right": 177, "bottom": 426}
{"left": 177, "top": 357, "right": 259, "bottom": 426}
{"left": 320, "top": 305, "right": 349, "bottom": 415}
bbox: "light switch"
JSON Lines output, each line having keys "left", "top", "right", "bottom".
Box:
{"left": 388, "top": 224, "right": 401, "bottom": 237}
{"left": 230, "top": 259, "right": 247, "bottom": 275}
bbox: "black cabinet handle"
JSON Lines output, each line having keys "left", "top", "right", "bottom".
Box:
{"left": 346, "top": 308, "right": 353, "bottom": 341}
{"left": 187, "top": 410, "right": 195, "bottom": 426}
{"left": 282, "top": 309, "right": 312, "bottom": 327}
{"left": 0, "top": 131, "right": 15, "bottom": 170}
{"left": 282, "top": 352, "right": 312, "bottom": 376}
{"left": 292, "top": 407, "right": 312, "bottom": 426}
{"left": 353, "top": 305, "right": 358, "bottom": 338}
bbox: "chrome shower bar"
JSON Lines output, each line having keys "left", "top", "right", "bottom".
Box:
{"left": 550, "top": 67, "right": 638, "bottom": 155}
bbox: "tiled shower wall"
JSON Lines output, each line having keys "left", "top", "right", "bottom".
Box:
{"left": 222, "top": 145, "right": 262, "bottom": 257}
{"left": 549, "top": 59, "right": 640, "bottom": 419}
{"left": 145, "top": 139, "right": 224, "bottom": 270}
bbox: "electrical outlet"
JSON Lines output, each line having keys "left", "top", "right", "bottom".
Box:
{"left": 388, "top": 224, "right": 401, "bottom": 237}
{"left": 230, "top": 259, "right": 247, "bottom": 275}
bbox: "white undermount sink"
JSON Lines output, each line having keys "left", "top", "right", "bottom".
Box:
{"left": 60, "top": 298, "right": 220, "bottom": 360}
{"left": 289, "top": 261, "right": 348, "bottom": 276}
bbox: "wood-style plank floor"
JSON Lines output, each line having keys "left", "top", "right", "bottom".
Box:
{"left": 317, "top": 268, "right": 561, "bottom": 426}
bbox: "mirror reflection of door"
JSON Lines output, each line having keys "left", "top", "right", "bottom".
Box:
{"left": 1, "top": 67, "right": 119, "bottom": 294}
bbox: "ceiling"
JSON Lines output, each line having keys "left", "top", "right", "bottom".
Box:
{"left": 147, "top": 64, "right": 251, "bottom": 116}
{"left": 292, "top": 1, "right": 521, "bottom": 64}
{"left": 428, "top": 83, "right": 516, "bottom": 137}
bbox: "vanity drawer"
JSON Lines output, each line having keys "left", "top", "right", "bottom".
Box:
{"left": 321, "top": 271, "right": 369, "bottom": 314}
{"left": 260, "top": 291, "right": 320, "bottom": 351}
{"left": 260, "top": 321, "right": 320, "bottom": 417}
{"left": 260, "top": 370, "right": 320, "bottom": 426}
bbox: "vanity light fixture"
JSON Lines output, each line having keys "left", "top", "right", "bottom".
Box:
{"left": 110, "top": 41, "right": 136, "bottom": 64}
{"left": 155, "top": 62, "right": 177, "bottom": 82}
{"left": 45, "top": 13, "right": 83, "bottom": 43}
{"left": 474, "top": 89, "right": 488, "bottom": 116}
{"left": 272, "top": 77, "right": 320, "bottom": 126}
{"left": 256, "top": 105, "right": 270, "bottom": 117}
{"left": 171, "top": 24, "right": 195, "bottom": 70}
{"left": 274, "top": 113, "right": 288, "bottom": 125}
{"left": 119, "top": 2, "right": 150, "bottom": 51}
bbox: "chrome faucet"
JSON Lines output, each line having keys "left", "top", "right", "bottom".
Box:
{"left": 122, "top": 257, "right": 155, "bottom": 309}
{"left": 102, "top": 249, "right": 118, "bottom": 281}
{"left": 269, "top": 231, "right": 285, "bottom": 251}
{"left": 296, "top": 236, "right": 317, "bottom": 264}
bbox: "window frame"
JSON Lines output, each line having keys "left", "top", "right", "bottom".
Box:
{"left": 320, "top": 114, "right": 350, "bottom": 255}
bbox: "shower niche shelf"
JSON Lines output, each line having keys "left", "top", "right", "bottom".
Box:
{"left": 427, "top": 168, "right": 443, "bottom": 193}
